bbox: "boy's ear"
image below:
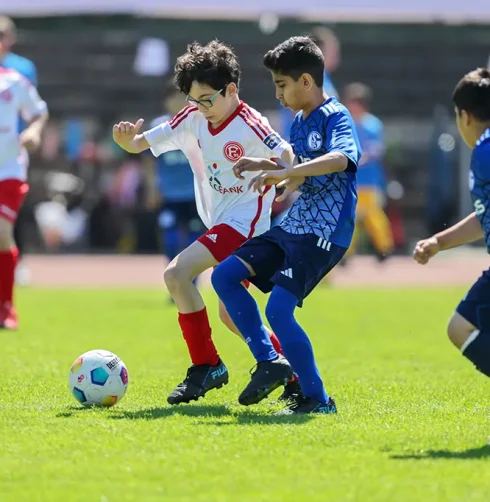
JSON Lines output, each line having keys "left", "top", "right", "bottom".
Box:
{"left": 226, "top": 82, "right": 238, "bottom": 97}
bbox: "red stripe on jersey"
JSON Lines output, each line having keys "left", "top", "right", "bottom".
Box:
{"left": 242, "top": 105, "right": 274, "bottom": 137}
{"left": 238, "top": 111, "right": 267, "bottom": 141}
{"left": 248, "top": 186, "right": 272, "bottom": 239}
{"left": 169, "top": 106, "right": 197, "bottom": 129}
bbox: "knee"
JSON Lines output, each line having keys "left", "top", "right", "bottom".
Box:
{"left": 447, "top": 313, "right": 475, "bottom": 349}
{"left": 163, "top": 262, "right": 188, "bottom": 292}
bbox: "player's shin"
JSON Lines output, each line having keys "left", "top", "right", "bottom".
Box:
{"left": 265, "top": 286, "right": 329, "bottom": 404}
{"left": 461, "top": 330, "right": 490, "bottom": 378}
{"left": 212, "top": 256, "right": 278, "bottom": 362}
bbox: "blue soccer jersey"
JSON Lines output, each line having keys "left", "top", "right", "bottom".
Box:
{"left": 469, "top": 127, "right": 490, "bottom": 251}
{"left": 279, "top": 97, "right": 362, "bottom": 248}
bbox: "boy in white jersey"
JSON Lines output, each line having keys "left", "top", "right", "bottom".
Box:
{"left": 113, "top": 41, "right": 296, "bottom": 405}
{"left": 0, "top": 65, "right": 48, "bottom": 329}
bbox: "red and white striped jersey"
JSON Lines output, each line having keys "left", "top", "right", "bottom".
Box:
{"left": 0, "top": 67, "right": 47, "bottom": 182}
{"left": 144, "top": 101, "right": 289, "bottom": 238}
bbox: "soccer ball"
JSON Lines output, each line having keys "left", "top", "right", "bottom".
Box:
{"left": 69, "top": 349, "right": 129, "bottom": 407}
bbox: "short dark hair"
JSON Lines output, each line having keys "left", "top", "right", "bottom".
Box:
{"left": 174, "top": 40, "right": 241, "bottom": 96}
{"left": 263, "top": 36, "right": 324, "bottom": 87}
{"left": 453, "top": 68, "right": 490, "bottom": 122}
{"left": 343, "top": 82, "right": 372, "bottom": 107}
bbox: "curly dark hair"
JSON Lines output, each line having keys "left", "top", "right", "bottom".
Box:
{"left": 174, "top": 40, "right": 241, "bottom": 96}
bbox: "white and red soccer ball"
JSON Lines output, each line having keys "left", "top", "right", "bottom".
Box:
{"left": 69, "top": 349, "right": 129, "bottom": 407}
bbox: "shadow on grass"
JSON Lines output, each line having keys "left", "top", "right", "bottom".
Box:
{"left": 109, "top": 404, "right": 232, "bottom": 420}
{"left": 56, "top": 405, "right": 94, "bottom": 418}
{"left": 199, "top": 411, "right": 316, "bottom": 426}
{"left": 57, "top": 404, "right": 320, "bottom": 425}
{"left": 390, "top": 445, "right": 490, "bottom": 460}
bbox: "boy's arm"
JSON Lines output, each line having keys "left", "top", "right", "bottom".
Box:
{"left": 17, "top": 77, "right": 49, "bottom": 151}
{"left": 413, "top": 212, "right": 483, "bottom": 265}
{"left": 114, "top": 106, "right": 197, "bottom": 155}
{"left": 435, "top": 212, "right": 483, "bottom": 250}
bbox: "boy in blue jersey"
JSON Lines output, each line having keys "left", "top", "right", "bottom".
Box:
{"left": 414, "top": 68, "right": 490, "bottom": 379}
{"left": 212, "top": 36, "right": 361, "bottom": 414}
{"left": 343, "top": 83, "right": 393, "bottom": 262}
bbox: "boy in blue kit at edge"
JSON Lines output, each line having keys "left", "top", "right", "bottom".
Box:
{"left": 414, "top": 68, "right": 490, "bottom": 380}
{"left": 212, "top": 36, "right": 361, "bottom": 415}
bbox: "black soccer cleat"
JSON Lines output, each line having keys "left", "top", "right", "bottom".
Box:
{"left": 275, "top": 396, "right": 338, "bottom": 416}
{"left": 167, "top": 359, "right": 229, "bottom": 405}
{"left": 238, "top": 355, "right": 294, "bottom": 406}
{"left": 278, "top": 379, "right": 304, "bottom": 403}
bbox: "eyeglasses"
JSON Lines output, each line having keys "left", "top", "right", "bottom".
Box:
{"left": 186, "top": 88, "right": 224, "bottom": 109}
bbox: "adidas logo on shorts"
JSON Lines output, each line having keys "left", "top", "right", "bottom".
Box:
{"left": 280, "top": 268, "right": 293, "bottom": 278}
{"left": 206, "top": 234, "right": 218, "bottom": 243}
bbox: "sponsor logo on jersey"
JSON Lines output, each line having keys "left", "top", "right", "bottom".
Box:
{"left": 207, "top": 163, "right": 244, "bottom": 194}
{"left": 263, "top": 133, "right": 281, "bottom": 151}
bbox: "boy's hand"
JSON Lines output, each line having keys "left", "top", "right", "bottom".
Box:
{"left": 275, "top": 176, "right": 305, "bottom": 202}
{"left": 248, "top": 168, "right": 291, "bottom": 195}
{"left": 233, "top": 157, "right": 277, "bottom": 180}
{"left": 413, "top": 236, "right": 441, "bottom": 265}
{"left": 20, "top": 129, "right": 42, "bottom": 151}
{"left": 113, "top": 119, "right": 144, "bottom": 148}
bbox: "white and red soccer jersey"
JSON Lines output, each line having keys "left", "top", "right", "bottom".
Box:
{"left": 143, "top": 101, "right": 289, "bottom": 238}
{"left": 0, "top": 67, "right": 47, "bottom": 182}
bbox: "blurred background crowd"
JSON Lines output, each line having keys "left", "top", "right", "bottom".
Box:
{"left": 2, "top": 2, "right": 489, "bottom": 274}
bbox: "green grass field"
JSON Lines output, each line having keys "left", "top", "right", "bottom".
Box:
{"left": 1, "top": 286, "right": 489, "bottom": 502}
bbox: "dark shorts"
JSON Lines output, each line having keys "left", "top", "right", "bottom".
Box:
{"left": 234, "top": 226, "right": 347, "bottom": 307}
{"left": 456, "top": 269, "right": 490, "bottom": 330}
{"left": 158, "top": 201, "right": 203, "bottom": 233}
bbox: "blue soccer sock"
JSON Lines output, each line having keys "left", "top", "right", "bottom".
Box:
{"left": 265, "top": 286, "right": 329, "bottom": 404}
{"left": 212, "top": 256, "right": 278, "bottom": 363}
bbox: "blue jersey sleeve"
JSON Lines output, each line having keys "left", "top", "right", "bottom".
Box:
{"left": 24, "top": 61, "right": 38, "bottom": 87}
{"left": 325, "top": 112, "right": 362, "bottom": 171}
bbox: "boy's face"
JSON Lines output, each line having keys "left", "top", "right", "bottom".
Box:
{"left": 270, "top": 71, "right": 308, "bottom": 112}
{"left": 455, "top": 106, "right": 477, "bottom": 148}
{"left": 187, "top": 81, "right": 236, "bottom": 124}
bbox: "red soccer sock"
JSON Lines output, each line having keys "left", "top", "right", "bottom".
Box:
{"left": 178, "top": 307, "right": 220, "bottom": 366}
{"left": 0, "top": 247, "right": 18, "bottom": 306}
{"left": 269, "top": 332, "right": 284, "bottom": 355}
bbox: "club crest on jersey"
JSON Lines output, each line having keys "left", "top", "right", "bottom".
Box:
{"left": 307, "top": 131, "right": 323, "bottom": 151}
{"left": 207, "top": 164, "right": 243, "bottom": 194}
{"left": 223, "top": 141, "right": 244, "bottom": 162}
{"left": 263, "top": 133, "right": 281, "bottom": 151}
{"left": 469, "top": 170, "right": 475, "bottom": 190}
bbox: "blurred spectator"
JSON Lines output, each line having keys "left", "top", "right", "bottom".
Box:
{"left": 140, "top": 83, "right": 204, "bottom": 262}
{"left": 278, "top": 26, "right": 340, "bottom": 139}
{"left": 343, "top": 82, "right": 394, "bottom": 262}
{"left": 0, "top": 15, "right": 38, "bottom": 285}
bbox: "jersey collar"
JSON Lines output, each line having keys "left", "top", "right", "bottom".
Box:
{"left": 476, "top": 128, "right": 490, "bottom": 147}
{"left": 208, "top": 101, "right": 245, "bottom": 136}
